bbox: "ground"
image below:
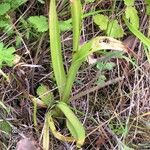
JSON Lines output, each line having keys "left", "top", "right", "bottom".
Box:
{"left": 0, "top": 0, "right": 150, "bottom": 150}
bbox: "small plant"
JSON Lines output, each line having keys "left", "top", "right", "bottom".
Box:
{"left": 30, "top": 0, "right": 130, "bottom": 149}
{"left": 0, "top": 42, "right": 17, "bottom": 81}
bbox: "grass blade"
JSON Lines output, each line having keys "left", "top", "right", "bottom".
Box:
{"left": 70, "top": 0, "right": 82, "bottom": 53}
{"left": 49, "top": 0, "right": 66, "bottom": 96}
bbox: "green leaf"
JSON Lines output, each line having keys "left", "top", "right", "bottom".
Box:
{"left": 124, "top": 17, "right": 150, "bottom": 62}
{"left": 93, "top": 14, "right": 109, "bottom": 30}
{"left": 49, "top": 0, "right": 66, "bottom": 96}
{"left": 70, "top": 0, "right": 82, "bottom": 53}
{"left": 0, "top": 3, "right": 11, "bottom": 16}
{"left": 96, "top": 62, "right": 116, "bottom": 71}
{"left": 97, "top": 75, "right": 106, "bottom": 85}
{"left": 28, "top": 16, "right": 48, "bottom": 32}
{"left": 106, "top": 20, "right": 124, "bottom": 38}
{"left": 62, "top": 36, "right": 127, "bottom": 102}
{"left": 0, "top": 121, "right": 12, "bottom": 134}
{"left": 56, "top": 102, "right": 85, "bottom": 148}
{"left": 5, "top": 0, "right": 27, "bottom": 9}
{"left": 0, "top": 42, "right": 15, "bottom": 68}
{"left": 59, "top": 21, "right": 72, "bottom": 32}
{"left": 124, "top": 0, "right": 134, "bottom": 6}
{"left": 0, "top": 20, "right": 9, "bottom": 28}
{"left": 36, "top": 84, "right": 54, "bottom": 106}
{"left": 125, "top": 6, "right": 139, "bottom": 29}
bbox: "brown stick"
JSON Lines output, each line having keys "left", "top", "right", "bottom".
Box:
{"left": 70, "top": 76, "right": 124, "bottom": 101}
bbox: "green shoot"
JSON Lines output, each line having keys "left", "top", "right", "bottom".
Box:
{"left": 49, "top": 0, "right": 66, "bottom": 96}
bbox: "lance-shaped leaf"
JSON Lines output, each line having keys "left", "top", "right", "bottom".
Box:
{"left": 49, "top": 0, "right": 66, "bottom": 96}
{"left": 56, "top": 102, "right": 85, "bottom": 148}
{"left": 62, "top": 36, "right": 128, "bottom": 102}
{"left": 70, "top": 0, "right": 82, "bottom": 53}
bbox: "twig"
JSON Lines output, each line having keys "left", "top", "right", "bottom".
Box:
{"left": 70, "top": 76, "right": 124, "bottom": 101}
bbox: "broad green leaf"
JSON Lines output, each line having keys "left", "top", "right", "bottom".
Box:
{"left": 125, "top": 6, "right": 139, "bottom": 29}
{"left": 124, "top": 0, "right": 134, "bottom": 6}
{"left": 0, "top": 42, "right": 15, "bottom": 68}
{"left": 66, "top": 119, "right": 78, "bottom": 139}
{"left": 106, "top": 20, "right": 124, "bottom": 38}
{"left": 49, "top": 0, "right": 66, "bottom": 96}
{"left": 93, "top": 14, "right": 109, "bottom": 30}
{"left": 36, "top": 84, "right": 54, "bottom": 106}
{"left": 0, "top": 3, "right": 10, "bottom": 16}
{"left": 28, "top": 16, "right": 48, "bottom": 32}
{"left": 70, "top": 0, "right": 82, "bottom": 52}
{"left": 56, "top": 102, "right": 85, "bottom": 148}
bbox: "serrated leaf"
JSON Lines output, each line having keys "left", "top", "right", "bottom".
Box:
{"left": 124, "top": 0, "right": 134, "bottom": 6}
{"left": 125, "top": 6, "right": 139, "bottom": 29}
{"left": 28, "top": 16, "right": 48, "bottom": 32}
{"left": 106, "top": 20, "right": 124, "bottom": 38}
{"left": 0, "top": 3, "right": 11, "bottom": 16}
{"left": 0, "top": 42, "right": 15, "bottom": 68}
{"left": 36, "top": 84, "right": 54, "bottom": 106}
{"left": 93, "top": 14, "right": 109, "bottom": 30}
